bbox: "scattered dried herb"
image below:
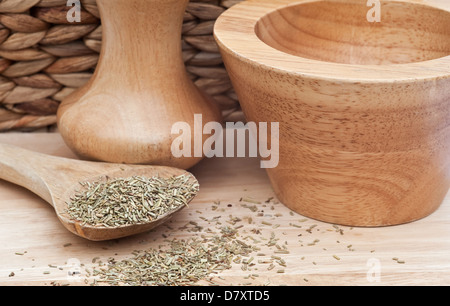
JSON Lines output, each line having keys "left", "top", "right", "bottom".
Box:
{"left": 241, "top": 198, "right": 262, "bottom": 205}
{"left": 12, "top": 191, "right": 383, "bottom": 286}
{"left": 91, "top": 226, "right": 256, "bottom": 286}
{"left": 392, "top": 257, "right": 405, "bottom": 264}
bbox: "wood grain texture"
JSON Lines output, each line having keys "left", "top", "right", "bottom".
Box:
{"left": 214, "top": 0, "right": 450, "bottom": 226}
{"left": 255, "top": 1, "right": 450, "bottom": 65}
{"left": 1, "top": 133, "right": 450, "bottom": 286}
{"left": 57, "top": 0, "right": 222, "bottom": 169}
{"left": 0, "top": 141, "right": 197, "bottom": 241}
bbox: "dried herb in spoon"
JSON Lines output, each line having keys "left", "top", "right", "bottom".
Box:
{"left": 66, "top": 174, "right": 198, "bottom": 227}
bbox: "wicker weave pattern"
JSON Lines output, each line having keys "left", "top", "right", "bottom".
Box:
{"left": 0, "top": 0, "right": 243, "bottom": 131}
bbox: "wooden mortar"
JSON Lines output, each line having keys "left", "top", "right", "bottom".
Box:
{"left": 214, "top": 0, "right": 450, "bottom": 226}
{"left": 57, "top": 0, "right": 221, "bottom": 169}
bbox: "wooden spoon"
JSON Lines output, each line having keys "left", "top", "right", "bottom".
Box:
{"left": 0, "top": 143, "right": 198, "bottom": 241}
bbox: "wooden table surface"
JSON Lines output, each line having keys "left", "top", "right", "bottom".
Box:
{"left": 1, "top": 133, "right": 450, "bottom": 286}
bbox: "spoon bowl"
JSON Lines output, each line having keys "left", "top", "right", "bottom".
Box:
{"left": 0, "top": 143, "right": 198, "bottom": 241}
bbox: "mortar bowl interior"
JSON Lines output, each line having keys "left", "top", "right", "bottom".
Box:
{"left": 254, "top": 0, "right": 450, "bottom": 65}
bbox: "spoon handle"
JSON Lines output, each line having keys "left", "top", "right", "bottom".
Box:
{"left": 0, "top": 143, "right": 64, "bottom": 205}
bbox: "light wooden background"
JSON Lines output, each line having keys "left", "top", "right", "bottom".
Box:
{"left": 1, "top": 133, "right": 450, "bottom": 286}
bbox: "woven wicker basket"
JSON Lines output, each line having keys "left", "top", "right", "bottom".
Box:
{"left": 0, "top": 0, "right": 243, "bottom": 132}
